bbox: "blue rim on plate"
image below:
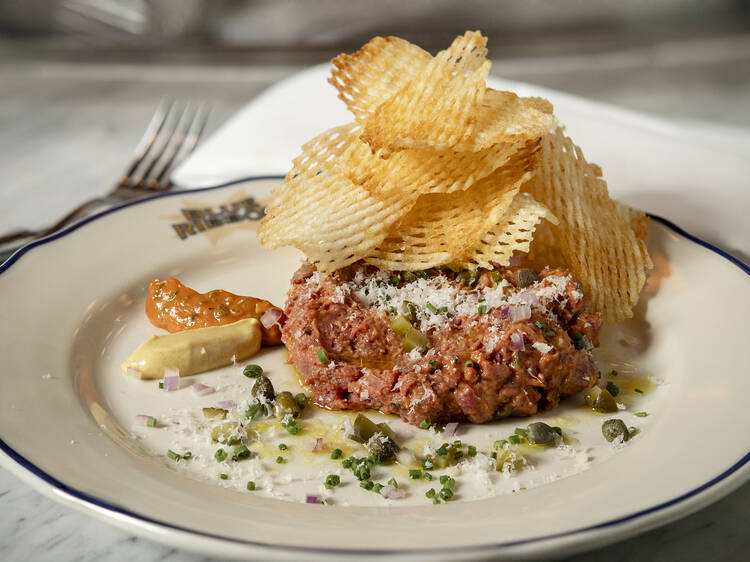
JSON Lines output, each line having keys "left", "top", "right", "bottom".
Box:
{"left": 1, "top": 176, "right": 748, "bottom": 557}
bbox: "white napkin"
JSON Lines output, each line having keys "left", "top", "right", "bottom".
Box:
{"left": 172, "top": 64, "right": 750, "bottom": 260}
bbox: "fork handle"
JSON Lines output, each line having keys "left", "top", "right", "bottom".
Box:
{"left": 0, "top": 195, "right": 106, "bottom": 246}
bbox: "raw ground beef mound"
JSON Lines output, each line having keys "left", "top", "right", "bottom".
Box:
{"left": 282, "top": 262, "right": 601, "bottom": 427}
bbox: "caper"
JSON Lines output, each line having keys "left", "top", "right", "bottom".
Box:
{"left": 401, "top": 300, "right": 418, "bottom": 323}
{"left": 366, "top": 433, "right": 400, "bottom": 462}
{"left": 251, "top": 374, "right": 275, "bottom": 403}
{"left": 273, "top": 391, "right": 301, "bottom": 418}
{"left": 602, "top": 419, "right": 630, "bottom": 442}
{"left": 525, "top": 422, "right": 558, "bottom": 445}
{"left": 515, "top": 268, "right": 538, "bottom": 288}
{"left": 456, "top": 269, "right": 478, "bottom": 287}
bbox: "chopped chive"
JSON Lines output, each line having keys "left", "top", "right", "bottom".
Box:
{"left": 494, "top": 439, "right": 507, "bottom": 449}
{"left": 276, "top": 456, "right": 285, "bottom": 464}
{"left": 635, "top": 412, "right": 648, "bottom": 417}
{"left": 419, "top": 418, "right": 431, "bottom": 429}
{"left": 295, "top": 393, "right": 308, "bottom": 409}
{"left": 388, "top": 477, "right": 398, "bottom": 489}
{"left": 390, "top": 274, "right": 400, "bottom": 286}
{"left": 464, "top": 360, "right": 474, "bottom": 368}
{"left": 439, "top": 488, "right": 454, "bottom": 500}
{"left": 514, "top": 428, "right": 526, "bottom": 436}
{"left": 424, "top": 472, "right": 433, "bottom": 481}
{"left": 316, "top": 349, "right": 330, "bottom": 364}
{"left": 227, "top": 437, "right": 237, "bottom": 447}
{"left": 610, "top": 370, "right": 618, "bottom": 377}
{"left": 605, "top": 381, "right": 620, "bottom": 397}
{"left": 232, "top": 445, "right": 252, "bottom": 461}
{"left": 158, "top": 382, "right": 164, "bottom": 389}
{"left": 281, "top": 416, "right": 301, "bottom": 435}
{"left": 436, "top": 445, "right": 448, "bottom": 457}
{"left": 303, "top": 329, "right": 312, "bottom": 335}
{"left": 341, "top": 457, "right": 354, "bottom": 469}
{"left": 245, "top": 404, "right": 260, "bottom": 419}
{"left": 246, "top": 481, "right": 256, "bottom": 491}
{"left": 331, "top": 448, "right": 343, "bottom": 460}
{"left": 634, "top": 388, "right": 644, "bottom": 394}
{"left": 324, "top": 474, "right": 340, "bottom": 489}
{"left": 467, "top": 445, "right": 477, "bottom": 457}
{"left": 182, "top": 451, "right": 192, "bottom": 460}
{"left": 278, "top": 443, "right": 288, "bottom": 451}
{"left": 454, "top": 450, "right": 463, "bottom": 460}
{"left": 432, "top": 497, "right": 441, "bottom": 504}
{"left": 552, "top": 426, "right": 562, "bottom": 435}
{"left": 166, "top": 449, "right": 180, "bottom": 462}
{"left": 490, "top": 451, "right": 497, "bottom": 459}
{"left": 220, "top": 473, "right": 228, "bottom": 480}
{"left": 438, "top": 306, "right": 448, "bottom": 315}
{"left": 508, "top": 435, "right": 521, "bottom": 445}
{"left": 372, "top": 483, "right": 383, "bottom": 494}
{"left": 439, "top": 474, "right": 450, "bottom": 485}
{"left": 477, "top": 304, "right": 488, "bottom": 314}
{"left": 429, "top": 359, "right": 439, "bottom": 368}
{"left": 443, "top": 477, "right": 455, "bottom": 490}
{"left": 426, "top": 488, "right": 436, "bottom": 499}
{"left": 360, "top": 480, "right": 374, "bottom": 490}
{"left": 409, "top": 469, "right": 422, "bottom": 479}
{"left": 425, "top": 302, "right": 438, "bottom": 314}
{"left": 243, "top": 364, "right": 263, "bottom": 378}
{"left": 214, "top": 448, "right": 227, "bottom": 462}
{"left": 146, "top": 417, "right": 157, "bottom": 428}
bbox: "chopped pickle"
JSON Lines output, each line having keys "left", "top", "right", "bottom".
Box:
{"left": 401, "top": 301, "right": 418, "bottom": 323}
{"left": 389, "top": 315, "right": 429, "bottom": 352}
{"left": 251, "top": 374, "right": 275, "bottom": 403}
{"left": 456, "top": 269, "right": 478, "bottom": 287}
{"left": 202, "top": 407, "right": 228, "bottom": 420}
{"left": 210, "top": 422, "right": 240, "bottom": 443}
{"left": 349, "top": 414, "right": 380, "bottom": 443}
{"left": 584, "top": 386, "right": 618, "bottom": 413}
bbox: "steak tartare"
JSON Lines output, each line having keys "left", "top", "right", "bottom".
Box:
{"left": 282, "top": 262, "right": 601, "bottom": 426}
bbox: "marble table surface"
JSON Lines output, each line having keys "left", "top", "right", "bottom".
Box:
{"left": 1, "top": 35, "right": 748, "bottom": 561}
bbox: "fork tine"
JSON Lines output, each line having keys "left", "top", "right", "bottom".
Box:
{"left": 155, "top": 103, "right": 210, "bottom": 190}
{"left": 146, "top": 102, "right": 200, "bottom": 190}
{"left": 119, "top": 98, "right": 173, "bottom": 187}
{"left": 131, "top": 102, "right": 186, "bottom": 188}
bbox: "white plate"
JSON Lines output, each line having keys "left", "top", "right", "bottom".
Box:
{"left": 0, "top": 177, "right": 748, "bottom": 561}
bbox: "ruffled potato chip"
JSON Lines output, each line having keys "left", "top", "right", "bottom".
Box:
{"left": 364, "top": 145, "right": 541, "bottom": 271}
{"left": 329, "top": 36, "right": 431, "bottom": 121}
{"left": 360, "top": 31, "right": 490, "bottom": 156}
{"left": 524, "top": 129, "right": 652, "bottom": 322}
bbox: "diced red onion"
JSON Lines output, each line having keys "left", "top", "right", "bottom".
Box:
{"left": 260, "top": 308, "right": 283, "bottom": 329}
{"left": 444, "top": 422, "right": 459, "bottom": 437}
{"left": 134, "top": 415, "right": 155, "bottom": 426}
{"left": 380, "top": 485, "right": 406, "bottom": 500}
{"left": 311, "top": 437, "right": 324, "bottom": 452}
{"left": 306, "top": 494, "right": 323, "bottom": 504}
{"left": 192, "top": 383, "right": 214, "bottom": 396}
{"left": 163, "top": 374, "right": 180, "bottom": 391}
{"left": 217, "top": 400, "right": 236, "bottom": 409}
{"left": 517, "top": 289, "right": 540, "bottom": 308}
{"left": 341, "top": 417, "right": 353, "bottom": 434}
{"left": 509, "top": 256, "right": 521, "bottom": 266}
{"left": 503, "top": 303, "right": 531, "bottom": 322}
{"left": 510, "top": 332, "right": 525, "bottom": 351}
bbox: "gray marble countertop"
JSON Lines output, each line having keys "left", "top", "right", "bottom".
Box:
{"left": 1, "top": 35, "right": 748, "bottom": 561}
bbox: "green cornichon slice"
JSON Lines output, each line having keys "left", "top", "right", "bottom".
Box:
{"left": 389, "top": 315, "right": 428, "bottom": 353}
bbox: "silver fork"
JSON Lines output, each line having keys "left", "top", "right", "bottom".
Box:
{"left": 0, "top": 100, "right": 209, "bottom": 259}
